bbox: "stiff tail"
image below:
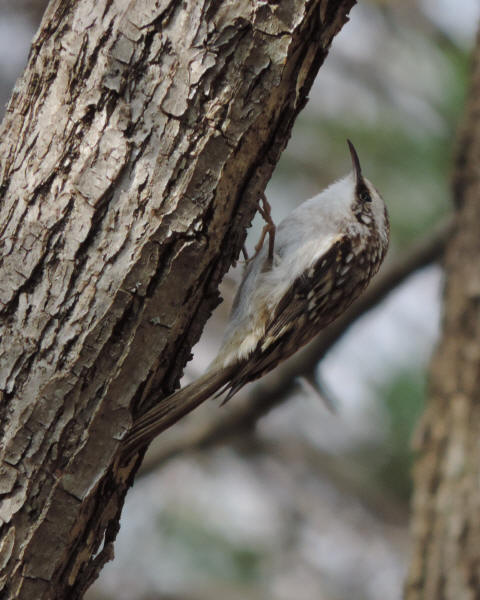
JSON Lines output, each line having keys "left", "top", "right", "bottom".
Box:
{"left": 122, "top": 364, "right": 237, "bottom": 456}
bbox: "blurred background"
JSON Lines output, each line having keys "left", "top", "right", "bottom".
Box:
{"left": 1, "top": 1, "right": 478, "bottom": 598}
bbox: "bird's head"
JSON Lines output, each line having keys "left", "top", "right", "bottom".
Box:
{"left": 346, "top": 139, "right": 389, "bottom": 247}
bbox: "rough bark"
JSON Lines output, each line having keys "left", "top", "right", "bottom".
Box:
{"left": 405, "top": 29, "right": 480, "bottom": 600}
{"left": 0, "top": 0, "right": 355, "bottom": 598}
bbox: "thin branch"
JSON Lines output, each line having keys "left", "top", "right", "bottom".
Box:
{"left": 139, "top": 218, "right": 451, "bottom": 476}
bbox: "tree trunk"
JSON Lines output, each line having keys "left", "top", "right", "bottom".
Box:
{"left": 0, "top": 1, "right": 354, "bottom": 597}
{"left": 405, "top": 29, "right": 480, "bottom": 600}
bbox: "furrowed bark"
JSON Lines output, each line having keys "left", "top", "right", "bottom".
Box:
{"left": 0, "top": 0, "right": 355, "bottom": 598}
{"left": 405, "top": 29, "right": 480, "bottom": 600}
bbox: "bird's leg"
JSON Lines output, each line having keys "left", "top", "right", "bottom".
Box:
{"left": 241, "top": 193, "right": 276, "bottom": 265}
{"left": 254, "top": 192, "right": 276, "bottom": 262}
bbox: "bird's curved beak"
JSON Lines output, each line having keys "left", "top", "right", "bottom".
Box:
{"left": 347, "top": 139, "right": 362, "bottom": 185}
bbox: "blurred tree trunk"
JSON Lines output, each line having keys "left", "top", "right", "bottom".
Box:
{"left": 0, "top": 0, "right": 355, "bottom": 598}
{"left": 405, "top": 29, "right": 480, "bottom": 600}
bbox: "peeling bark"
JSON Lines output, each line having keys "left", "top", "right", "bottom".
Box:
{"left": 0, "top": 0, "right": 355, "bottom": 597}
{"left": 405, "top": 30, "right": 480, "bottom": 600}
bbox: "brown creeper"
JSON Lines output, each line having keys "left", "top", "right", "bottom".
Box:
{"left": 123, "top": 141, "right": 389, "bottom": 454}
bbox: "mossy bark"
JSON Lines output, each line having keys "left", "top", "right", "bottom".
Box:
{"left": 406, "top": 29, "right": 480, "bottom": 600}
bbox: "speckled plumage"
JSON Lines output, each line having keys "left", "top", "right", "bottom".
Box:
{"left": 123, "top": 143, "right": 389, "bottom": 455}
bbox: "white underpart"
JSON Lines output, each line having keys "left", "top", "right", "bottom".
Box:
{"left": 212, "top": 171, "right": 388, "bottom": 368}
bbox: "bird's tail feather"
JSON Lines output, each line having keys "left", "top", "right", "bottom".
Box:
{"left": 122, "top": 364, "right": 237, "bottom": 456}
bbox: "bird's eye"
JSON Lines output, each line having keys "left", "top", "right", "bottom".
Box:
{"left": 357, "top": 185, "right": 371, "bottom": 203}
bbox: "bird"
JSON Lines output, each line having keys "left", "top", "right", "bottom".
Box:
{"left": 122, "top": 140, "right": 389, "bottom": 455}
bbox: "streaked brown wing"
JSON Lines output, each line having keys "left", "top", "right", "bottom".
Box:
{"left": 223, "top": 235, "right": 352, "bottom": 400}
{"left": 265, "top": 236, "right": 351, "bottom": 341}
